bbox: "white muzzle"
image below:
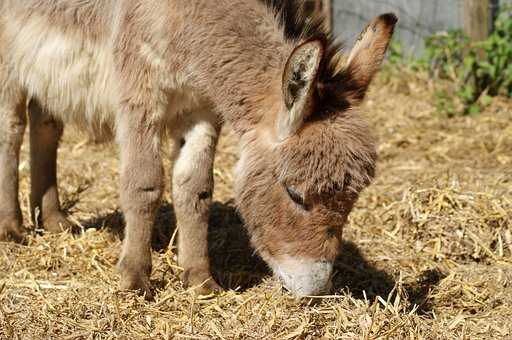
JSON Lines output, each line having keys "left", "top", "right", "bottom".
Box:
{"left": 271, "top": 257, "right": 333, "bottom": 297}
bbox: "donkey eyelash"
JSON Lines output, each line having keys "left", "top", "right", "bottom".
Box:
{"left": 285, "top": 186, "right": 306, "bottom": 208}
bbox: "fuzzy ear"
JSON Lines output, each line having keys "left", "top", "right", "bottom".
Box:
{"left": 344, "top": 13, "right": 397, "bottom": 104}
{"left": 278, "top": 39, "right": 323, "bottom": 140}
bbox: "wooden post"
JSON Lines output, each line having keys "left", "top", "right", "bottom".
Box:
{"left": 311, "top": 0, "right": 332, "bottom": 32}
{"left": 322, "top": 0, "right": 332, "bottom": 32}
{"left": 464, "top": 0, "right": 490, "bottom": 41}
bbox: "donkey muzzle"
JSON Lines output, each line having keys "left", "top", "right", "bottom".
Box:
{"left": 273, "top": 257, "right": 333, "bottom": 297}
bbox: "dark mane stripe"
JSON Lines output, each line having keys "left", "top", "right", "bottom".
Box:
{"left": 261, "top": 0, "right": 350, "bottom": 108}
{"left": 261, "top": 0, "right": 328, "bottom": 41}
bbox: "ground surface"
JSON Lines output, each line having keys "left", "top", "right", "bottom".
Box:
{"left": 1, "top": 72, "right": 511, "bottom": 339}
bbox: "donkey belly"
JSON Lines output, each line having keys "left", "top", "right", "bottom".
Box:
{"left": 6, "top": 18, "right": 117, "bottom": 138}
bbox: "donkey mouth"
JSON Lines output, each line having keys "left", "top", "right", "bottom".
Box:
{"left": 272, "top": 257, "right": 333, "bottom": 297}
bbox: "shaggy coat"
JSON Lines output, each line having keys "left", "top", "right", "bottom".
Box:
{"left": 0, "top": 0, "right": 396, "bottom": 297}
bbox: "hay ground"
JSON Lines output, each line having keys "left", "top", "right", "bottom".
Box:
{"left": 1, "top": 70, "right": 511, "bottom": 339}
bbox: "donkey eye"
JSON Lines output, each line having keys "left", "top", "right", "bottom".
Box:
{"left": 286, "top": 186, "right": 305, "bottom": 208}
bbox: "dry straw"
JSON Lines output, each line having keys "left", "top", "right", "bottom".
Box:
{"left": 1, "top": 70, "right": 511, "bottom": 339}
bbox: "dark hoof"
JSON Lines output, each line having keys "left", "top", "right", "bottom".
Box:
{"left": 181, "top": 268, "right": 224, "bottom": 296}
{"left": 119, "top": 271, "right": 154, "bottom": 300}
{"left": 118, "top": 255, "right": 154, "bottom": 300}
{"left": 0, "top": 217, "right": 25, "bottom": 243}
{"left": 42, "top": 212, "right": 74, "bottom": 233}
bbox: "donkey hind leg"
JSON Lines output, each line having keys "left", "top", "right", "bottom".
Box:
{"left": 172, "top": 117, "right": 222, "bottom": 295}
{"left": 0, "top": 89, "right": 26, "bottom": 242}
{"left": 116, "top": 111, "right": 164, "bottom": 299}
{"left": 28, "top": 100, "right": 73, "bottom": 233}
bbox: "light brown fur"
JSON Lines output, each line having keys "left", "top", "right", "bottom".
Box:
{"left": 0, "top": 0, "right": 396, "bottom": 297}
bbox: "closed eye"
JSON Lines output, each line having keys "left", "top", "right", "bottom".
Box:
{"left": 286, "top": 186, "right": 307, "bottom": 209}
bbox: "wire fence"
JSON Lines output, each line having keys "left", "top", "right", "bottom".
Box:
{"left": 331, "top": 0, "right": 511, "bottom": 56}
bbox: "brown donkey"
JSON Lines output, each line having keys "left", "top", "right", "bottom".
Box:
{"left": 0, "top": 0, "right": 396, "bottom": 298}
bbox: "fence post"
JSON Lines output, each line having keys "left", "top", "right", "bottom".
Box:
{"left": 311, "top": 0, "right": 332, "bottom": 32}
{"left": 321, "top": 0, "right": 332, "bottom": 32}
{"left": 464, "top": 0, "right": 491, "bottom": 41}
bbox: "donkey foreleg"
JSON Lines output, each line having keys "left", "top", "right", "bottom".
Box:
{"left": 0, "top": 88, "right": 26, "bottom": 242}
{"left": 172, "top": 117, "right": 222, "bottom": 295}
{"left": 28, "top": 100, "right": 73, "bottom": 233}
{"left": 116, "top": 109, "right": 163, "bottom": 299}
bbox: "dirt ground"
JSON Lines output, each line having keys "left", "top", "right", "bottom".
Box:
{"left": 1, "top": 70, "right": 511, "bottom": 339}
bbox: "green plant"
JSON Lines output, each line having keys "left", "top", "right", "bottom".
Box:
{"left": 388, "top": 39, "right": 406, "bottom": 66}
{"left": 462, "top": 7, "right": 512, "bottom": 112}
{"left": 423, "top": 30, "right": 469, "bottom": 81}
{"left": 397, "top": 6, "right": 512, "bottom": 115}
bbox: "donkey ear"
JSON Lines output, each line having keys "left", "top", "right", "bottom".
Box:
{"left": 278, "top": 39, "right": 323, "bottom": 140}
{"left": 344, "top": 13, "right": 397, "bottom": 104}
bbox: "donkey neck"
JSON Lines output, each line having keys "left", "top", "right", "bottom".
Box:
{"left": 182, "top": 1, "right": 294, "bottom": 136}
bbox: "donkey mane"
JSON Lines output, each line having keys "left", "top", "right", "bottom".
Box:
{"left": 263, "top": 0, "right": 397, "bottom": 116}
{"left": 262, "top": 0, "right": 342, "bottom": 81}
{"left": 262, "top": 0, "right": 329, "bottom": 40}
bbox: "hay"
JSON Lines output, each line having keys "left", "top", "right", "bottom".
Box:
{"left": 1, "top": 70, "right": 511, "bottom": 339}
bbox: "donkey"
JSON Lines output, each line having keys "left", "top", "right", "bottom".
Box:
{"left": 0, "top": 0, "right": 396, "bottom": 298}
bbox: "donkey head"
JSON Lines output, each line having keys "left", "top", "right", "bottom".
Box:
{"left": 235, "top": 14, "right": 397, "bottom": 297}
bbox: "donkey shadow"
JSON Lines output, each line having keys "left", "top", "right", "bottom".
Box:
{"left": 81, "top": 200, "right": 269, "bottom": 291}
{"left": 80, "top": 200, "right": 441, "bottom": 310}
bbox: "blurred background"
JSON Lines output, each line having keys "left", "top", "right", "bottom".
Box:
{"left": 303, "top": 0, "right": 510, "bottom": 55}
{"left": 295, "top": 0, "right": 512, "bottom": 114}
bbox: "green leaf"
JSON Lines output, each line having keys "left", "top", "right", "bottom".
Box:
{"left": 480, "top": 94, "right": 493, "bottom": 107}
{"left": 468, "top": 104, "right": 481, "bottom": 115}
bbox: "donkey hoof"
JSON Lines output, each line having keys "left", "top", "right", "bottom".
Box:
{"left": 181, "top": 268, "right": 224, "bottom": 295}
{"left": 0, "top": 217, "right": 25, "bottom": 243}
{"left": 120, "top": 272, "right": 154, "bottom": 299}
{"left": 42, "top": 212, "right": 74, "bottom": 233}
{"left": 194, "top": 279, "right": 224, "bottom": 296}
